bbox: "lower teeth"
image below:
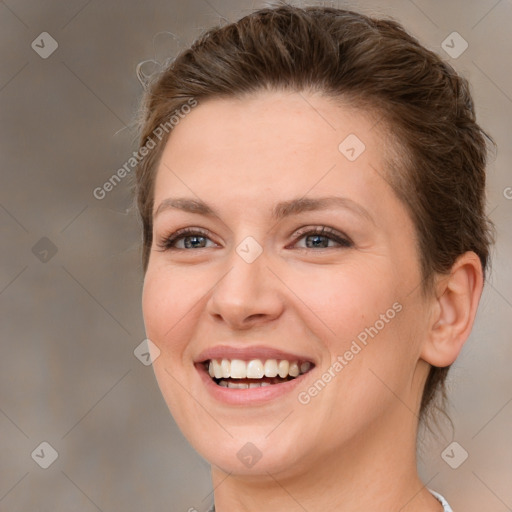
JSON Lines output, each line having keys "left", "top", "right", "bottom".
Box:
{"left": 215, "top": 377, "right": 294, "bottom": 389}
{"left": 220, "top": 381, "right": 270, "bottom": 389}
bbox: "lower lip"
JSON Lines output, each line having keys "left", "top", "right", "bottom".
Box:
{"left": 195, "top": 364, "right": 311, "bottom": 405}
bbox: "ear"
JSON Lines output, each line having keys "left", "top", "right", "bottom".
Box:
{"left": 421, "top": 251, "right": 484, "bottom": 367}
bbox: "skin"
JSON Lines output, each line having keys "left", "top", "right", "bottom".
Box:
{"left": 142, "top": 90, "right": 483, "bottom": 511}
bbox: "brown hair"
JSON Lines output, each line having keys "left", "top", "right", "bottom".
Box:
{"left": 133, "top": 4, "right": 495, "bottom": 419}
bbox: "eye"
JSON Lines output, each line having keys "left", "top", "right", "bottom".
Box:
{"left": 291, "top": 226, "right": 353, "bottom": 249}
{"left": 155, "top": 225, "right": 353, "bottom": 252}
{"left": 156, "top": 228, "right": 217, "bottom": 251}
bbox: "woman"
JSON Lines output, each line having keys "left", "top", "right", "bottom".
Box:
{"left": 134, "top": 4, "right": 494, "bottom": 510}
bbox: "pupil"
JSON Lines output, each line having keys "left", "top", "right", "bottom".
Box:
{"left": 185, "top": 236, "right": 205, "bottom": 249}
{"left": 306, "top": 235, "right": 328, "bottom": 248}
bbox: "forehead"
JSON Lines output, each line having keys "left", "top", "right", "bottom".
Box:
{"left": 153, "top": 90, "right": 395, "bottom": 222}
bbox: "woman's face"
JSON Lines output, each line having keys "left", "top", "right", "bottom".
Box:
{"left": 142, "top": 90, "right": 433, "bottom": 477}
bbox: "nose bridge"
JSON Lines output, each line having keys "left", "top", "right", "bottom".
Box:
{"left": 217, "top": 240, "right": 267, "bottom": 305}
{"left": 207, "top": 237, "right": 283, "bottom": 326}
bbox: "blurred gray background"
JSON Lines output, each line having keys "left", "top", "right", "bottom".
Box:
{"left": 1, "top": 0, "right": 511, "bottom": 510}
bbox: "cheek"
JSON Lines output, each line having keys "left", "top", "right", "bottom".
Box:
{"left": 290, "top": 260, "right": 399, "bottom": 350}
{"left": 142, "top": 267, "right": 200, "bottom": 426}
{"left": 294, "top": 260, "right": 419, "bottom": 401}
{"left": 142, "top": 270, "right": 167, "bottom": 343}
{"left": 142, "top": 265, "right": 194, "bottom": 358}
{"left": 316, "top": 306, "right": 420, "bottom": 433}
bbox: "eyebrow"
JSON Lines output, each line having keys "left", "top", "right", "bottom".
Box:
{"left": 154, "top": 196, "right": 374, "bottom": 224}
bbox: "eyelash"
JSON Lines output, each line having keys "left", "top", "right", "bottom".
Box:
{"left": 155, "top": 226, "right": 353, "bottom": 252}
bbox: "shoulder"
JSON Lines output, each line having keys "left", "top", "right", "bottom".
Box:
{"left": 208, "top": 492, "right": 453, "bottom": 512}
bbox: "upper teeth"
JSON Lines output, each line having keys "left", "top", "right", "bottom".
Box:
{"left": 208, "top": 359, "right": 311, "bottom": 379}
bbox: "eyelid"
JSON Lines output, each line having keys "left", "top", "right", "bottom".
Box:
{"left": 155, "top": 227, "right": 217, "bottom": 251}
{"left": 156, "top": 225, "right": 353, "bottom": 252}
{"left": 289, "top": 225, "right": 353, "bottom": 248}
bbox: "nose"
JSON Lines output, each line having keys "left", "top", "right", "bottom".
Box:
{"left": 206, "top": 245, "right": 285, "bottom": 330}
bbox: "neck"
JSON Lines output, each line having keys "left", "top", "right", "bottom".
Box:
{"left": 210, "top": 406, "right": 442, "bottom": 512}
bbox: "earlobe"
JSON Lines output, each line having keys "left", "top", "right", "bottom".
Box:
{"left": 421, "top": 252, "right": 484, "bottom": 368}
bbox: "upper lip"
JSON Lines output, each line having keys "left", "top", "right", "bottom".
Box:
{"left": 194, "top": 345, "right": 315, "bottom": 364}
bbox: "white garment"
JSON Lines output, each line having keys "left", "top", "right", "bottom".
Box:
{"left": 207, "top": 490, "right": 453, "bottom": 511}
{"left": 430, "top": 489, "right": 454, "bottom": 511}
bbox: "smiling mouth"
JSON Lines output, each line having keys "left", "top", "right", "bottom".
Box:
{"left": 203, "top": 358, "right": 314, "bottom": 388}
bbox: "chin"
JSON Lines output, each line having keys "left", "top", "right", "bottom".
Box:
{"left": 204, "top": 441, "right": 304, "bottom": 478}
